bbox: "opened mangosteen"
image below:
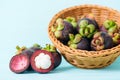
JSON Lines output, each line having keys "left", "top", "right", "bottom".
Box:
{"left": 31, "top": 44, "right": 62, "bottom": 73}
{"left": 31, "top": 50, "right": 54, "bottom": 73}
{"left": 77, "top": 14, "right": 99, "bottom": 38}
{"left": 9, "top": 44, "right": 41, "bottom": 73}
{"left": 52, "top": 18, "right": 75, "bottom": 44}
{"left": 68, "top": 34, "right": 90, "bottom": 50}
{"left": 91, "top": 32, "right": 113, "bottom": 51}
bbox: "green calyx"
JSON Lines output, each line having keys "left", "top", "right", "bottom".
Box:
{"left": 43, "top": 44, "right": 56, "bottom": 53}
{"left": 79, "top": 23, "right": 96, "bottom": 38}
{"left": 108, "top": 25, "right": 117, "bottom": 33}
{"left": 54, "top": 30, "right": 62, "bottom": 38}
{"left": 79, "top": 20, "right": 88, "bottom": 28}
{"left": 16, "top": 46, "right": 27, "bottom": 55}
{"left": 56, "top": 18, "right": 64, "bottom": 31}
{"left": 69, "top": 34, "right": 82, "bottom": 44}
{"left": 33, "top": 43, "right": 42, "bottom": 49}
{"left": 51, "top": 26, "right": 56, "bottom": 32}
{"left": 73, "top": 34, "right": 82, "bottom": 43}
{"left": 68, "top": 34, "right": 81, "bottom": 49}
{"left": 69, "top": 44, "right": 77, "bottom": 49}
{"left": 87, "top": 24, "right": 95, "bottom": 33}
{"left": 52, "top": 18, "right": 64, "bottom": 32}
{"left": 103, "top": 20, "right": 115, "bottom": 29}
{"left": 53, "top": 18, "right": 65, "bottom": 38}
{"left": 103, "top": 20, "right": 117, "bottom": 33}
{"left": 112, "top": 33, "right": 120, "bottom": 44}
{"left": 64, "top": 17, "right": 77, "bottom": 28}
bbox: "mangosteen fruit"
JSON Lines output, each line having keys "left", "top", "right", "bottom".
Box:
{"left": 68, "top": 34, "right": 90, "bottom": 50}
{"left": 43, "top": 44, "right": 62, "bottom": 69}
{"left": 9, "top": 44, "right": 41, "bottom": 73}
{"left": 9, "top": 46, "right": 29, "bottom": 73}
{"left": 30, "top": 50, "right": 54, "bottom": 73}
{"left": 101, "top": 20, "right": 118, "bottom": 33}
{"left": 77, "top": 18, "right": 98, "bottom": 38}
{"left": 91, "top": 32, "right": 113, "bottom": 51}
{"left": 9, "top": 53, "right": 30, "bottom": 73}
{"left": 52, "top": 18, "right": 74, "bottom": 44}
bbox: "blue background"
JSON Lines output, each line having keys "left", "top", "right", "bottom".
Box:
{"left": 1, "top": 0, "right": 120, "bottom": 80}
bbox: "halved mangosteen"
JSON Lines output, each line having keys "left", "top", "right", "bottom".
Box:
{"left": 9, "top": 54, "right": 30, "bottom": 73}
{"left": 9, "top": 44, "right": 41, "bottom": 73}
{"left": 31, "top": 50, "right": 54, "bottom": 73}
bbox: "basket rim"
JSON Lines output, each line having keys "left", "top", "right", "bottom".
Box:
{"left": 48, "top": 4, "right": 120, "bottom": 57}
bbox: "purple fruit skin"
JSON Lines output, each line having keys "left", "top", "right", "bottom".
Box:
{"left": 77, "top": 38, "right": 90, "bottom": 50}
{"left": 100, "top": 26, "right": 107, "bottom": 32}
{"left": 101, "top": 32, "right": 113, "bottom": 49}
{"left": 52, "top": 51, "right": 62, "bottom": 69}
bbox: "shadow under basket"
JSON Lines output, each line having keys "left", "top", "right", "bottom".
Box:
{"left": 48, "top": 4, "right": 120, "bottom": 69}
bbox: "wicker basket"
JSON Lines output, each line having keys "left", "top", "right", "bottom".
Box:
{"left": 48, "top": 4, "right": 120, "bottom": 68}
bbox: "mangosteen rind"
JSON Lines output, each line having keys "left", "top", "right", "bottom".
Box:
{"left": 31, "top": 50, "right": 54, "bottom": 73}
{"left": 9, "top": 54, "right": 30, "bottom": 73}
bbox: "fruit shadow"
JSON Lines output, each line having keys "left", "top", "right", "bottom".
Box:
{"left": 23, "top": 70, "right": 36, "bottom": 74}
{"left": 50, "top": 66, "right": 74, "bottom": 73}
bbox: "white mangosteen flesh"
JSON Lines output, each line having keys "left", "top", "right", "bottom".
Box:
{"left": 34, "top": 53, "right": 51, "bottom": 69}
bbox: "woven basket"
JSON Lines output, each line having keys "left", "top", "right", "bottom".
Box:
{"left": 48, "top": 4, "right": 120, "bottom": 68}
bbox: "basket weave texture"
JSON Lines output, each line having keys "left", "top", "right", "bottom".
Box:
{"left": 48, "top": 4, "right": 120, "bottom": 68}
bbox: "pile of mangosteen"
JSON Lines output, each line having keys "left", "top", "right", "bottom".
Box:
{"left": 9, "top": 44, "right": 62, "bottom": 73}
{"left": 52, "top": 14, "right": 120, "bottom": 51}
